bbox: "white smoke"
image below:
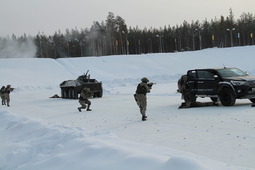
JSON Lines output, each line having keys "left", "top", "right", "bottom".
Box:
{"left": 0, "top": 38, "right": 37, "bottom": 58}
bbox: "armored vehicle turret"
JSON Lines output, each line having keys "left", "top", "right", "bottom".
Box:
{"left": 60, "top": 70, "right": 103, "bottom": 99}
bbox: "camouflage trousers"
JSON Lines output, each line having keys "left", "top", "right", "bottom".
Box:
{"left": 134, "top": 94, "right": 147, "bottom": 116}
{"left": 1, "top": 94, "right": 6, "bottom": 105}
{"left": 79, "top": 99, "right": 91, "bottom": 109}
{"left": 2, "top": 93, "right": 10, "bottom": 106}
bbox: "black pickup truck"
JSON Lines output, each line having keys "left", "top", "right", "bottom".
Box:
{"left": 177, "top": 67, "right": 255, "bottom": 106}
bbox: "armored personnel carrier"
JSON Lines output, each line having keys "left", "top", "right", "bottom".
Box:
{"left": 60, "top": 70, "right": 103, "bottom": 99}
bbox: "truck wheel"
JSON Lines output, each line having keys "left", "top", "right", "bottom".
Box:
{"left": 219, "top": 87, "right": 236, "bottom": 106}
{"left": 210, "top": 97, "right": 218, "bottom": 102}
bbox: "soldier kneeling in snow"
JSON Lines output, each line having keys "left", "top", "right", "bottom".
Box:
{"left": 178, "top": 75, "right": 218, "bottom": 109}
{"left": 78, "top": 87, "right": 92, "bottom": 112}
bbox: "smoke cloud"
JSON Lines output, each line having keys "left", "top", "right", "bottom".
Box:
{"left": 0, "top": 38, "right": 37, "bottom": 58}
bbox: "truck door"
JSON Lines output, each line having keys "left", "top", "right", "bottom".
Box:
{"left": 187, "top": 70, "right": 198, "bottom": 94}
{"left": 196, "top": 70, "right": 219, "bottom": 95}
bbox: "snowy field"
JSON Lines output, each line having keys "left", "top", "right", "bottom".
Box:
{"left": 0, "top": 46, "right": 255, "bottom": 170}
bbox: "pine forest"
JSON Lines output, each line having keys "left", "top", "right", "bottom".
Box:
{"left": 1, "top": 9, "right": 255, "bottom": 58}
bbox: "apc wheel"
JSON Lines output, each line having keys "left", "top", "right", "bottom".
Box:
{"left": 95, "top": 91, "right": 103, "bottom": 98}
{"left": 219, "top": 87, "right": 236, "bottom": 106}
{"left": 98, "top": 92, "right": 103, "bottom": 98}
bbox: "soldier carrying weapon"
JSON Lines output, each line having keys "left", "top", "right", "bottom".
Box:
{"left": 134, "top": 77, "right": 155, "bottom": 121}
{"left": 78, "top": 87, "right": 92, "bottom": 112}
{"left": 4, "top": 85, "right": 14, "bottom": 107}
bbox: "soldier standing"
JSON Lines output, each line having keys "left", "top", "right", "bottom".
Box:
{"left": 78, "top": 87, "right": 92, "bottom": 112}
{"left": 0, "top": 86, "right": 6, "bottom": 105}
{"left": 4, "top": 85, "right": 14, "bottom": 107}
{"left": 134, "top": 77, "right": 154, "bottom": 121}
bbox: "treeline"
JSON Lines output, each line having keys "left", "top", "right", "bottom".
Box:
{"left": 1, "top": 10, "right": 255, "bottom": 58}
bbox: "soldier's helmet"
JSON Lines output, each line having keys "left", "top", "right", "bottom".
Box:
{"left": 141, "top": 77, "right": 149, "bottom": 83}
{"left": 82, "top": 87, "right": 90, "bottom": 92}
{"left": 6, "top": 85, "right": 11, "bottom": 88}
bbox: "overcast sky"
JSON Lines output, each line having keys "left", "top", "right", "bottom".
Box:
{"left": 0, "top": 0, "right": 254, "bottom": 37}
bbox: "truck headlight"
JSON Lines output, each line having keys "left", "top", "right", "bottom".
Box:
{"left": 231, "top": 81, "right": 246, "bottom": 86}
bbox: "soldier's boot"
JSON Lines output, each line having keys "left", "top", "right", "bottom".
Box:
{"left": 178, "top": 102, "right": 191, "bottom": 109}
{"left": 79, "top": 104, "right": 87, "bottom": 111}
{"left": 86, "top": 104, "right": 92, "bottom": 111}
{"left": 142, "top": 115, "right": 147, "bottom": 121}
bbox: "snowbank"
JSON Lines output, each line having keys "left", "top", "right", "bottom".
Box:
{"left": 1, "top": 46, "right": 255, "bottom": 91}
{"left": 0, "top": 110, "right": 243, "bottom": 170}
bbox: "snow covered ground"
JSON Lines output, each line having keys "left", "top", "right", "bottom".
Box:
{"left": 0, "top": 46, "right": 255, "bottom": 170}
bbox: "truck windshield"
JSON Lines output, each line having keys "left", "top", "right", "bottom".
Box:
{"left": 217, "top": 68, "right": 246, "bottom": 77}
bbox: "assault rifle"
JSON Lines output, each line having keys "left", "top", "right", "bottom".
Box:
{"left": 147, "top": 82, "right": 156, "bottom": 87}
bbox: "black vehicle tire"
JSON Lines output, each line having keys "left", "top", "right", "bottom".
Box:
{"left": 63, "top": 88, "right": 67, "bottom": 98}
{"left": 69, "top": 88, "right": 74, "bottom": 99}
{"left": 98, "top": 92, "right": 103, "bottom": 98}
{"left": 210, "top": 97, "right": 218, "bottom": 102}
{"left": 96, "top": 91, "right": 103, "bottom": 98}
{"left": 74, "top": 91, "right": 78, "bottom": 99}
{"left": 219, "top": 87, "right": 236, "bottom": 106}
{"left": 249, "top": 98, "right": 255, "bottom": 103}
